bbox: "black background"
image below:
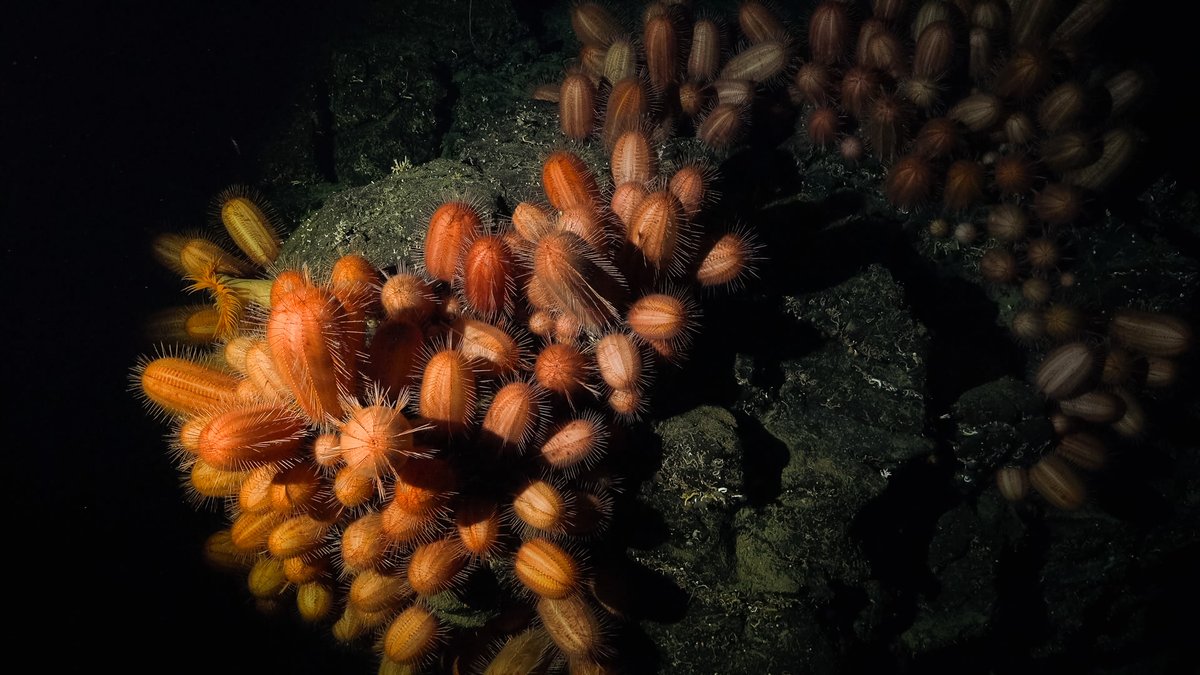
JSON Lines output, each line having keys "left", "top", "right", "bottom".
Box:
{"left": 7, "top": 1, "right": 377, "bottom": 670}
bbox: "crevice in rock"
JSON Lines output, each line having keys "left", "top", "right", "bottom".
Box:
{"left": 312, "top": 81, "right": 338, "bottom": 183}
{"left": 430, "top": 58, "right": 458, "bottom": 157}
{"left": 992, "top": 512, "right": 1051, "bottom": 671}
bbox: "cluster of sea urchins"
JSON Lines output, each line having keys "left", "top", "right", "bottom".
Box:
{"left": 539, "top": 1, "right": 1143, "bottom": 205}
{"left": 774, "top": 0, "right": 1151, "bottom": 367}
{"left": 791, "top": 0, "right": 1144, "bottom": 213}
{"left": 134, "top": 134, "right": 755, "bottom": 671}
{"left": 535, "top": 0, "right": 806, "bottom": 153}
{"left": 540, "top": 1, "right": 1145, "bottom": 326}
{"left": 532, "top": 1, "right": 1179, "bottom": 512}
{"left": 993, "top": 309, "right": 1192, "bottom": 510}
{"left": 535, "top": 0, "right": 799, "bottom": 153}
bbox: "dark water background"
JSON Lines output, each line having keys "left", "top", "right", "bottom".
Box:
{"left": 9, "top": 1, "right": 378, "bottom": 670}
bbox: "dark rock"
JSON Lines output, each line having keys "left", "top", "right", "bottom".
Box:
{"left": 767, "top": 265, "right": 931, "bottom": 466}
{"left": 636, "top": 405, "right": 743, "bottom": 589}
{"left": 951, "top": 375, "right": 1056, "bottom": 490}
{"left": 327, "top": 38, "right": 448, "bottom": 185}
{"left": 279, "top": 157, "right": 493, "bottom": 271}
{"left": 901, "top": 493, "right": 1021, "bottom": 656}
